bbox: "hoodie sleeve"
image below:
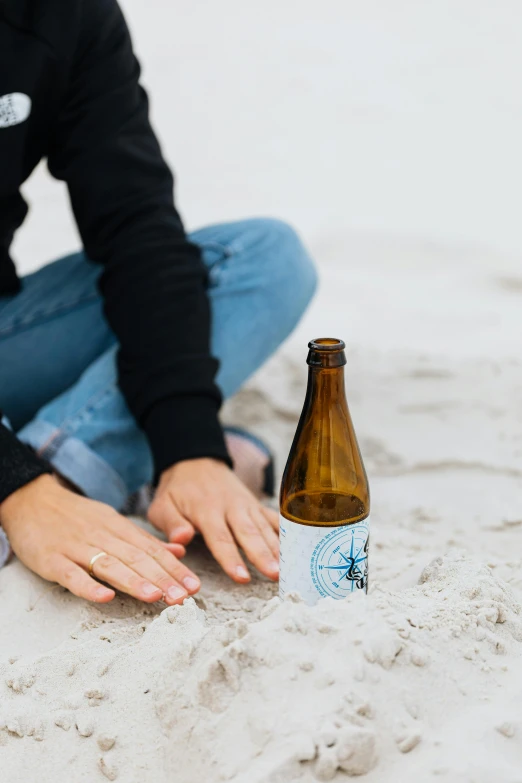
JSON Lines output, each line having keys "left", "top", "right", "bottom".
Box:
{"left": 0, "top": 419, "right": 52, "bottom": 505}
{"left": 47, "top": 0, "right": 230, "bottom": 478}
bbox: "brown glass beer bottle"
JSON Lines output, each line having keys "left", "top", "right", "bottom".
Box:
{"left": 279, "top": 338, "right": 370, "bottom": 605}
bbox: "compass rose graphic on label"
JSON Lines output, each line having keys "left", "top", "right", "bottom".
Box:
{"left": 310, "top": 521, "right": 369, "bottom": 600}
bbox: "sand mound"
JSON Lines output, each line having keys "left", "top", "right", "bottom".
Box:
{"left": 1, "top": 551, "right": 521, "bottom": 782}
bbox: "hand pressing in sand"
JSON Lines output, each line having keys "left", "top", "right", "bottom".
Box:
{"left": 148, "top": 458, "right": 280, "bottom": 583}
{"left": 0, "top": 474, "right": 201, "bottom": 604}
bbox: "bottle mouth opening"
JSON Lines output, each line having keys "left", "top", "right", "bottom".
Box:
{"left": 308, "top": 338, "right": 346, "bottom": 352}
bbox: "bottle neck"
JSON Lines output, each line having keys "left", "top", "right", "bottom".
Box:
{"left": 306, "top": 366, "right": 348, "bottom": 410}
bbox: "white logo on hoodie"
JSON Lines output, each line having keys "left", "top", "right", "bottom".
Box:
{"left": 0, "top": 93, "right": 32, "bottom": 128}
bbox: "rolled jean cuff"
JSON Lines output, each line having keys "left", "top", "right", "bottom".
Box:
{"left": 18, "top": 420, "right": 128, "bottom": 510}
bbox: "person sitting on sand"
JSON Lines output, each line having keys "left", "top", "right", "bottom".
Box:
{"left": 0, "top": 0, "right": 316, "bottom": 605}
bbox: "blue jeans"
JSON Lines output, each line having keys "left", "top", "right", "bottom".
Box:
{"left": 0, "top": 219, "right": 317, "bottom": 510}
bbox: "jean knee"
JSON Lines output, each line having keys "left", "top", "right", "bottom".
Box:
{"left": 253, "top": 218, "right": 318, "bottom": 312}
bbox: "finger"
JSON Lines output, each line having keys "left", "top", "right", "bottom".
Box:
{"left": 200, "top": 516, "right": 251, "bottom": 583}
{"left": 108, "top": 538, "right": 200, "bottom": 601}
{"left": 111, "top": 512, "right": 193, "bottom": 555}
{"left": 87, "top": 551, "right": 174, "bottom": 604}
{"left": 228, "top": 509, "right": 279, "bottom": 581}
{"left": 148, "top": 498, "right": 196, "bottom": 545}
{"left": 261, "top": 506, "right": 279, "bottom": 533}
{"left": 168, "top": 520, "right": 196, "bottom": 546}
{"left": 92, "top": 515, "right": 195, "bottom": 598}
{"left": 163, "top": 542, "right": 186, "bottom": 559}
{"left": 52, "top": 555, "right": 115, "bottom": 603}
{"left": 121, "top": 532, "right": 196, "bottom": 588}
{"left": 251, "top": 506, "right": 280, "bottom": 560}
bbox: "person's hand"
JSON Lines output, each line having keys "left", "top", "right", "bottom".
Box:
{"left": 0, "top": 474, "right": 200, "bottom": 604}
{"left": 148, "top": 458, "right": 279, "bottom": 583}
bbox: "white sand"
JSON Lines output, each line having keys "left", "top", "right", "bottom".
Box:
{"left": 4, "top": 2, "right": 522, "bottom": 780}
{"left": 3, "top": 333, "right": 522, "bottom": 782}
{"left": 2, "top": 545, "right": 522, "bottom": 783}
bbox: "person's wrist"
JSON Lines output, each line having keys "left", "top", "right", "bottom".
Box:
{"left": 0, "top": 473, "right": 60, "bottom": 530}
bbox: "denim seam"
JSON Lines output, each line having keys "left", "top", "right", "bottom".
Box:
{"left": 37, "top": 429, "right": 69, "bottom": 461}
{"left": 223, "top": 239, "right": 244, "bottom": 255}
{"left": 0, "top": 292, "right": 100, "bottom": 338}
{"left": 58, "top": 382, "right": 119, "bottom": 438}
{"left": 203, "top": 242, "right": 237, "bottom": 287}
{"left": 30, "top": 379, "right": 118, "bottom": 448}
{"left": 200, "top": 240, "right": 234, "bottom": 259}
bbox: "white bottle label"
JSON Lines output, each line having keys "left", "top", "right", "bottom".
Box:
{"left": 279, "top": 514, "right": 370, "bottom": 606}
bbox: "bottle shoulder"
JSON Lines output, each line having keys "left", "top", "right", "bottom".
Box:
{"left": 281, "top": 490, "right": 370, "bottom": 526}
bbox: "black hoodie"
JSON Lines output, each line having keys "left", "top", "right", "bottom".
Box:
{"left": 0, "top": 0, "right": 229, "bottom": 504}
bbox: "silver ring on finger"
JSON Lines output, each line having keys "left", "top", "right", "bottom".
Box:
{"left": 88, "top": 551, "right": 109, "bottom": 576}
